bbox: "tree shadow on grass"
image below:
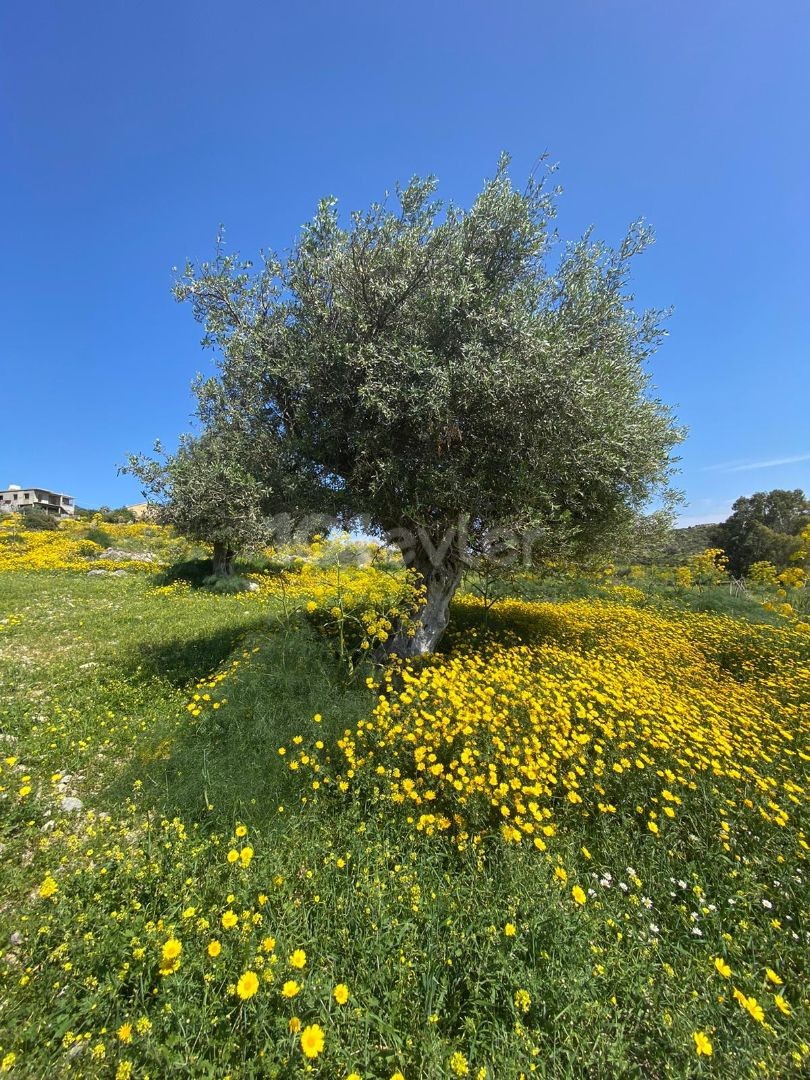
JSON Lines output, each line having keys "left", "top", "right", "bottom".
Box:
{"left": 445, "top": 595, "right": 582, "bottom": 650}
{"left": 151, "top": 558, "right": 213, "bottom": 588}
{"left": 152, "top": 556, "right": 279, "bottom": 589}
{"left": 122, "top": 619, "right": 268, "bottom": 690}
{"left": 107, "top": 621, "right": 374, "bottom": 836}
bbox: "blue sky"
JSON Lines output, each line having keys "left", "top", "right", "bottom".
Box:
{"left": 1, "top": 0, "right": 808, "bottom": 523}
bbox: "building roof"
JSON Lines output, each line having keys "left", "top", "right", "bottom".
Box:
{"left": 0, "top": 486, "right": 74, "bottom": 498}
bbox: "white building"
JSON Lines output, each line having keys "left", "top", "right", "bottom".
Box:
{"left": 0, "top": 484, "right": 76, "bottom": 518}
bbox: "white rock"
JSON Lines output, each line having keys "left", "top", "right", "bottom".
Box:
{"left": 59, "top": 796, "right": 83, "bottom": 813}
{"left": 99, "top": 548, "right": 157, "bottom": 562}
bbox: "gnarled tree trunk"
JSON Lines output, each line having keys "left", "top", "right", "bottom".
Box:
{"left": 388, "top": 542, "right": 463, "bottom": 658}
{"left": 212, "top": 541, "right": 235, "bottom": 576}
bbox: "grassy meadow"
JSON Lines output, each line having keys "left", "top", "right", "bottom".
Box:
{"left": 0, "top": 524, "right": 808, "bottom": 1078}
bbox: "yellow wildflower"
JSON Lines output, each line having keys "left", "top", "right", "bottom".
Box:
{"left": 236, "top": 970, "right": 259, "bottom": 1000}
{"left": 300, "top": 1023, "right": 325, "bottom": 1058}
{"left": 693, "top": 1031, "right": 712, "bottom": 1056}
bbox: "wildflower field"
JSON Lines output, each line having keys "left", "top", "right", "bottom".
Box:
{"left": 0, "top": 529, "right": 808, "bottom": 1078}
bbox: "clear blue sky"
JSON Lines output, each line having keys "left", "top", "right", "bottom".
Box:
{"left": 2, "top": 0, "right": 808, "bottom": 523}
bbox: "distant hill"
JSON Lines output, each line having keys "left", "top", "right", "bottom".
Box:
{"left": 632, "top": 522, "right": 718, "bottom": 565}
{"left": 658, "top": 523, "right": 718, "bottom": 562}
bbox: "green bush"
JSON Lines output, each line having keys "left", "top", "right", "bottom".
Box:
{"left": 202, "top": 573, "right": 254, "bottom": 594}
{"left": 234, "top": 552, "right": 273, "bottom": 574}
{"left": 84, "top": 525, "right": 113, "bottom": 548}
{"left": 18, "top": 508, "right": 60, "bottom": 531}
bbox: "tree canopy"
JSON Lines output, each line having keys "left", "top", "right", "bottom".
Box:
{"left": 712, "top": 489, "right": 810, "bottom": 577}
{"left": 125, "top": 430, "right": 271, "bottom": 575}
{"left": 151, "top": 157, "right": 683, "bottom": 652}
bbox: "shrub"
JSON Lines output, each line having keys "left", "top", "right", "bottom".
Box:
{"left": 84, "top": 525, "right": 113, "bottom": 548}
{"left": 17, "top": 508, "right": 60, "bottom": 531}
{"left": 202, "top": 573, "right": 254, "bottom": 594}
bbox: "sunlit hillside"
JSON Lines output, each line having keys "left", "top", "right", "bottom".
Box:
{"left": 0, "top": 521, "right": 807, "bottom": 1077}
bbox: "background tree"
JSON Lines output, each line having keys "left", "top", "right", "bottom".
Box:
{"left": 124, "top": 430, "right": 271, "bottom": 575}
{"left": 712, "top": 489, "right": 810, "bottom": 576}
{"left": 76, "top": 506, "right": 137, "bottom": 523}
{"left": 171, "top": 157, "right": 682, "bottom": 652}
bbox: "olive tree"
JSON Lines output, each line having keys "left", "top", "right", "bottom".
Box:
{"left": 124, "top": 430, "right": 270, "bottom": 575}
{"left": 172, "top": 156, "right": 682, "bottom": 652}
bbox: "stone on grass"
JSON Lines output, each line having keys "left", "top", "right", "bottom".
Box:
{"left": 99, "top": 548, "right": 157, "bottom": 562}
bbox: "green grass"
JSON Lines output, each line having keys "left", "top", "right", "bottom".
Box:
{"left": 0, "top": 569, "right": 807, "bottom": 1079}
{"left": 0, "top": 571, "right": 373, "bottom": 830}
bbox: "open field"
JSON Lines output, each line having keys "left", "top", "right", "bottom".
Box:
{"left": 0, "top": 551, "right": 808, "bottom": 1078}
